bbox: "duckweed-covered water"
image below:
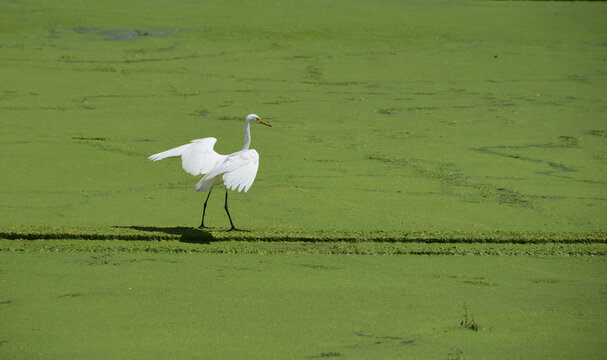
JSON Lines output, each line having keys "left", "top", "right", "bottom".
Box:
{"left": 1, "top": 1, "right": 606, "bottom": 359}
{"left": 1, "top": 0, "right": 605, "bottom": 233}
{"left": 1, "top": 252, "right": 606, "bottom": 359}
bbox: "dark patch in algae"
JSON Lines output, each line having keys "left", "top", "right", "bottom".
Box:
{"left": 309, "top": 352, "right": 341, "bottom": 358}
{"left": 356, "top": 332, "right": 414, "bottom": 344}
{"left": 473, "top": 140, "right": 577, "bottom": 174}
{"left": 368, "top": 155, "right": 533, "bottom": 208}
{"left": 71, "top": 27, "right": 181, "bottom": 41}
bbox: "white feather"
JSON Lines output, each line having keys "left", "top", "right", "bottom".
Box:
{"left": 149, "top": 137, "right": 225, "bottom": 176}
{"left": 148, "top": 143, "right": 190, "bottom": 161}
{"left": 200, "top": 150, "right": 259, "bottom": 193}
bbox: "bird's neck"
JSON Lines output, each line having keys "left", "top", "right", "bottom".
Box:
{"left": 242, "top": 120, "right": 252, "bottom": 151}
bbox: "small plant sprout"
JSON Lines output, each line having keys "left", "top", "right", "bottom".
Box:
{"left": 461, "top": 302, "right": 479, "bottom": 331}
{"left": 447, "top": 348, "right": 464, "bottom": 360}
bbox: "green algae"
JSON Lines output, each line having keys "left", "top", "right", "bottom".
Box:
{"left": 1, "top": 1, "right": 607, "bottom": 359}
{"left": 1, "top": 223, "right": 605, "bottom": 258}
{"left": 1, "top": 225, "right": 605, "bottom": 255}
{"left": 1, "top": 252, "right": 606, "bottom": 359}
{"left": 1, "top": 224, "right": 606, "bottom": 243}
{"left": 0, "top": 0, "right": 605, "bottom": 233}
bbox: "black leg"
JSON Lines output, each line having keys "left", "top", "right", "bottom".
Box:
{"left": 199, "top": 188, "right": 213, "bottom": 229}
{"left": 224, "top": 188, "right": 243, "bottom": 231}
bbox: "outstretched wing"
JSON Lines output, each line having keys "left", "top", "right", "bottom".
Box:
{"left": 202, "top": 150, "right": 259, "bottom": 192}
{"left": 148, "top": 137, "right": 225, "bottom": 176}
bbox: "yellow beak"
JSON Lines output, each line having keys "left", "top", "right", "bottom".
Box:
{"left": 258, "top": 118, "right": 272, "bottom": 127}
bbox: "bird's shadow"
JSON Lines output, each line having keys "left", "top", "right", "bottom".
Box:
{"left": 124, "top": 226, "right": 214, "bottom": 244}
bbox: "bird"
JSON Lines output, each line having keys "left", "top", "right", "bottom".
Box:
{"left": 148, "top": 114, "right": 271, "bottom": 231}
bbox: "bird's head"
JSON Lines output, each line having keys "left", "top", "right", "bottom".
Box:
{"left": 247, "top": 114, "right": 271, "bottom": 127}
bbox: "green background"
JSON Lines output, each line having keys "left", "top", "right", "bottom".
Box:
{"left": 2, "top": 252, "right": 606, "bottom": 359}
{"left": 1, "top": 0, "right": 605, "bottom": 233}
{"left": 1, "top": 1, "right": 606, "bottom": 359}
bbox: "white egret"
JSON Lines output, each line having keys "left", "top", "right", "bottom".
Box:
{"left": 149, "top": 114, "right": 271, "bottom": 230}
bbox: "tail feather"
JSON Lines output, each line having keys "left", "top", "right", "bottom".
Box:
{"left": 194, "top": 177, "right": 215, "bottom": 192}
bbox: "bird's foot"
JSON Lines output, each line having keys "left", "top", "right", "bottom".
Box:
{"left": 198, "top": 224, "right": 213, "bottom": 230}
